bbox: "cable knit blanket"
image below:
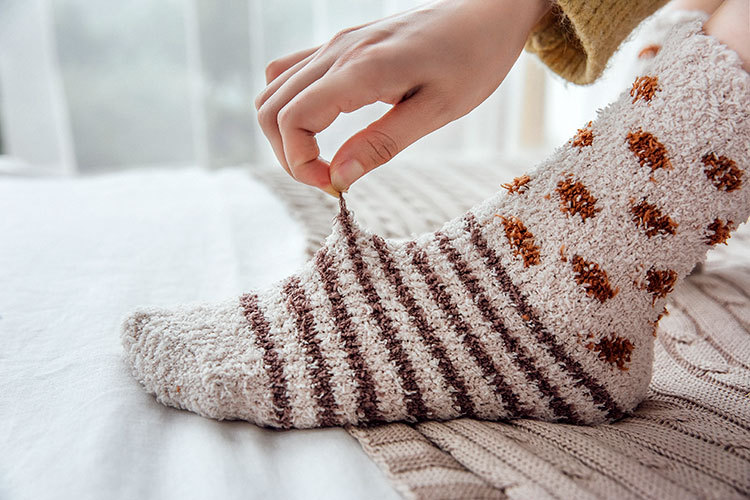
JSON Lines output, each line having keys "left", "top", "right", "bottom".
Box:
{"left": 253, "top": 158, "right": 750, "bottom": 500}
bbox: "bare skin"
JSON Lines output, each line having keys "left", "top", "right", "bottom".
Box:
{"left": 255, "top": 0, "right": 551, "bottom": 195}
{"left": 704, "top": 0, "right": 750, "bottom": 73}
{"left": 670, "top": 0, "right": 723, "bottom": 14}
{"left": 256, "top": 0, "right": 749, "bottom": 196}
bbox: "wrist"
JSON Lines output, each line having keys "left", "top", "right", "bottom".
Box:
{"left": 525, "top": 0, "right": 554, "bottom": 26}
{"left": 474, "top": 0, "right": 553, "bottom": 38}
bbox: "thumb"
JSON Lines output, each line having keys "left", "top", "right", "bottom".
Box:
{"left": 330, "top": 94, "right": 446, "bottom": 192}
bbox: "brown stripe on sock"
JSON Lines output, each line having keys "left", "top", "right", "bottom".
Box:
{"left": 706, "top": 218, "right": 734, "bottom": 246}
{"left": 465, "top": 214, "right": 625, "bottom": 421}
{"left": 315, "top": 248, "right": 382, "bottom": 423}
{"left": 408, "top": 242, "right": 528, "bottom": 418}
{"left": 435, "top": 231, "right": 581, "bottom": 424}
{"left": 702, "top": 153, "right": 743, "bottom": 192}
{"left": 571, "top": 255, "right": 619, "bottom": 303}
{"left": 282, "top": 276, "right": 341, "bottom": 427}
{"left": 646, "top": 267, "right": 677, "bottom": 304}
{"left": 338, "top": 197, "right": 430, "bottom": 421}
{"left": 371, "top": 234, "right": 476, "bottom": 418}
{"left": 556, "top": 176, "right": 601, "bottom": 222}
{"left": 496, "top": 215, "right": 541, "bottom": 267}
{"left": 239, "top": 293, "right": 293, "bottom": 428}
{"left": 630, "top": 199, "right": 678, "bottom": 237}
{"left": 627, "top": 129, "right": 672, "bottom": 172}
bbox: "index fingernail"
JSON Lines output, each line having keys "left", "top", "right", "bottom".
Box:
{"left": 322, "top": 185, "right": 341, "bottom": 198}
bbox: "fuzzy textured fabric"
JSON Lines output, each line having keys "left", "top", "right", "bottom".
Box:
{"left": 121, "top": 22, "right": 749, "bottom": 429}
{"left": 525, "top": 0, "right": 669, "bottom": 84}
{"left": 630, "top": 8, "right": 709, "bottom": 73}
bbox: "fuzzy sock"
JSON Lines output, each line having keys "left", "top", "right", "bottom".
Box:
{"left": 121, "top": 22, "right": 749, "bottom": 428}
{"left": 631, "top": 8, "right": 709, "bottom": 66}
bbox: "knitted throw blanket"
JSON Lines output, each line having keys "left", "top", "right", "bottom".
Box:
{"left": 252, "top": 159, "right": 750, "bottom": 499}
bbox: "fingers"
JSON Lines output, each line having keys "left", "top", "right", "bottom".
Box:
{"left": 255, "top": 55, "right": 331, "bottom": 173}
{"left": 264, "top": 45, "right": 320, "bottom": 84}
{"left": 255, "top": 53, "right": 316, "bottom": 112}
{"left": 330, "top": 90, "right": 447, "bottom": 192}
{"left": 277, "top": 71, "right": 382, "bottom": 189}
{"left": 255, "top": 40, "right": 436, "bottom": 195}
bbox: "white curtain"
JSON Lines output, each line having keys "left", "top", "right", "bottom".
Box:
{"left": 0, "top": 0, "right": 650, "bottom": 176}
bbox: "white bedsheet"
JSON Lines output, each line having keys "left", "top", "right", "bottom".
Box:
{"left": 0, "top": 168, "right": 400, "bottom": 500}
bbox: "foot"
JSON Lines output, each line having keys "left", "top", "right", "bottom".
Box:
{"left": 121, "top": 21, "right": 749, "bottom": 428}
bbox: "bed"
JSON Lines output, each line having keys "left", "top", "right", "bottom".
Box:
{"left": 0, "top": 167, "right": 401, "bottom": 500}
{"left": 2, "top": 159, "right": 749, "bottom": 500}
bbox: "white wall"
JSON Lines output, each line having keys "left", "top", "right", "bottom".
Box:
{"left": 0, "top": 0, "right": 656, "bottom": 175}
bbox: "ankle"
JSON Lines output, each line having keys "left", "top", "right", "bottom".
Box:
{"left": 703, "top": 0, "right": 750, "bottom": 72}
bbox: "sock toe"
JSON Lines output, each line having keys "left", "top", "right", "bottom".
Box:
{"left": 120, "top": 308, "right": 167, "bottom": 389}
{"left": 121, "top": 307, "right": 192, "bottom": 412}
{"left": 121, "top": 301, "right": 270, "bottom": 423}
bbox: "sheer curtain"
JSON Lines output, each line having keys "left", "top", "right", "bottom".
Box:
{"left": 0, "top": 0, "right": 648, "bottom": 176}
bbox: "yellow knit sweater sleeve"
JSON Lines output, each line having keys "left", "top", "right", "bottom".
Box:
{"left": 525, "top": 0, "right": 669, "bottom": 84}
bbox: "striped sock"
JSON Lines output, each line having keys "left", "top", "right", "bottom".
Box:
{"left": 121, "top": 22, "right": 749, "bottom": 428}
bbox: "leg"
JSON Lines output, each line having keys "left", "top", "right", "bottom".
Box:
{"left": 670, "top": 0, "right": 723, "bottom": 14}
{"left": 704, "top": 0, "right": 750, "bottom": 72}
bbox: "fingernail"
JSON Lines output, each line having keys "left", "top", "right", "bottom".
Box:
{"left": 331, "top": 159, "right": 364, "bottom": 192}
{"left": 321, "top": 185, "right": 340, "bottom": 198}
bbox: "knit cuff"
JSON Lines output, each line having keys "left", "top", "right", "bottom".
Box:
{"left": 525, "top": 0, "right": 669, "bottom": 85}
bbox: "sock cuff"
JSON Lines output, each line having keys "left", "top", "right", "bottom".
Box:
{"left": 656, "top": 20, "right": 750, "bottom": 109}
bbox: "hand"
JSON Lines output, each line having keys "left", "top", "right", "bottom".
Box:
{"left": 255, "top": 0, "right": 550, "bottom": 195}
